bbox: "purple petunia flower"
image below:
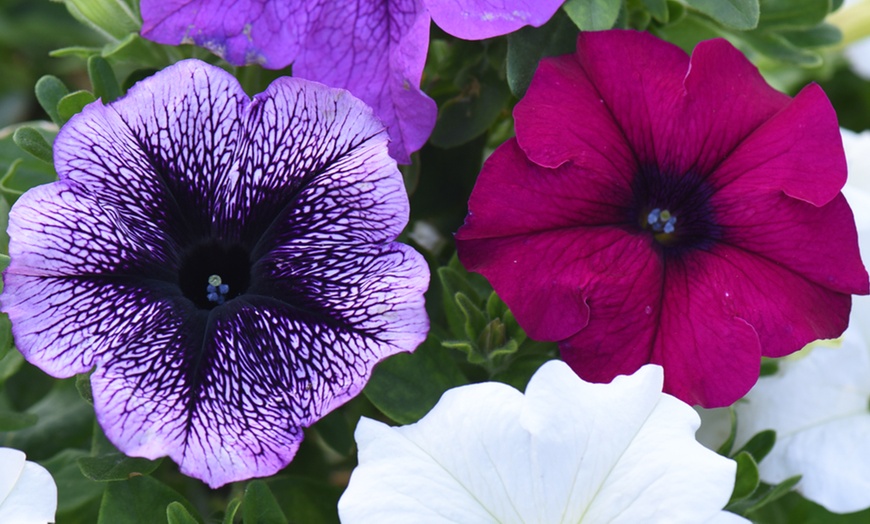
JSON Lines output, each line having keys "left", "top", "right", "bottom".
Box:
{"left": 138, "top": 0, "right": 563, "bottom": 163}
{"left": 455, "top": 30, "right": 869, "bottom": 408}
{"left": 1, "top": 59, "right": 429, "bottom": 488}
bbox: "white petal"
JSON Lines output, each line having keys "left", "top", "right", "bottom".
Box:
{"left": 339, "top": 361, "right": 740, "bottom": 523}
{"left": 0, "top": 449, "right": 57, "bottom": 524}
{"left": 732, "top": 297, "right": 870, "bottom": 513}
{"left": 0, "top": 448, "right": 26, "bottom": 506}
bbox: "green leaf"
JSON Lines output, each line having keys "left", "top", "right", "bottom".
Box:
{"left": 57, "top": 90, "right": 98, "bottom": 124}
{"left": 242, "top": 481, "right": 288, "bottom": 524}
{"left": 364, "top": 336, "right": 468, "bottom": 424}
{"left": 13, "top": 126, "right": 53, "bottom": 164}
{"left": 740, "top": 30, "right": 822, "bottom": 66}
{"left": 267, "top": 476, "right": 341, "bottom": 524}
{"left": 455, "top": 292, "right": 487, "bottom": 341}
{"left": 684, "top": 0, "right": 760, "bottom": 30}
{"left": 780, "top": 23, "right": 842, "bottom": 48}
{"left": 506, "top": 9, "right": 579, "bottom": 98}
{"left": 167, "top": 502, "right": 199, "bottom": 524}
{"left": 78, "top": 454, "right": 163, "bottom": 482}
{"left": 0, "top": 122, "right": 58, "bottom": 204}
{"left": 62, "top": 0, "right": 142, "bottom": 42}
{"left": 643, "top": 0, "right": 670, "bottom": 21}
{"left": 76, "top": 372, "right": 94, "bottom": 405}
{"left": 734, "top": 429, "right": 776, "bottom": 463}
{"left": 88, "top": 55, "right": 122, "bottom": 103}
{"left": 429, "top": 74, "right": 511, "bottom": 149}
{"left": 716, "top": 407, "right": 738, "bottom": 456}
{"left": 438, "top": 266, "right": 482, "bottom": 339}
{"left": 0, "top": 379, "right": 94, "bottom": 460}
{"left": 43, "top": 449, "right": 106, "bottom": 521}
{"left": 312, "top": 408, "right": 354, "bottom": 456}
{"left": 223, "top": 499, "right": 242, "bottom": 524}
{"left": 98, "top": 475, "right": 199, "bottom": 524}
{"left": 745, "top": 475, "right": 802, "bottom": 513}
{"left": 0, "top": 409, "right": 38, "bottom": 431}
{"left": 757, "top": 0, "right": 831, "bottom": 30}
{"left": 563, "top": 0, "right": 622, "bottom": 30}
{"left": 0, "top": 349, "right": 24, "bottom": 386}
{"left": 729, "top": 451, "right": 760, "bottom": 504}
{"left": 34, "top": 76, "right": 69, "bottom": 126}
{"left": 442, "top": 339, "right": 486, "bottom": 364}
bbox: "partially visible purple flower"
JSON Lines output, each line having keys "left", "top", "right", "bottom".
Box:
{"left": 1, "top": 59, "right": 429, "bottom": 488}
{"left": 138, "top": 0, "right": 563, "bottom": 163}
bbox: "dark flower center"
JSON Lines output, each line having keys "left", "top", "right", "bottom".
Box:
{"left": 178, "top": 239, "right": 252, "bottom": 309}
{"left": 631, "top": 165, "right": 721, "bottom": 254}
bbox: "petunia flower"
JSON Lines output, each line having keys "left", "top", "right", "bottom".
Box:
{"left": 1, "top": 59, "right": 429, "bottom": 488}
{"left": 338, "top": 360, "right": 748, "bottom": 524}
{"left": 138, "top": 0, "right": 563, "bottom": 163}
{"left": 0, "top": 447, "right": 57, "bottom": 524}
{"left": 455, "top": 29, "right": 869, "bottom": 407}
{"left": 706, "top": 128, "right": 870, "bottom": 514}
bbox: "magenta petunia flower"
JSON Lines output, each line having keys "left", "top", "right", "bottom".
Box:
{"left": 1, "top": 59, "right": 429, "bottom": 487}
{"left": 455, "top": 30, "right": 869, "bottom": 407}
{"left": 138, "top": 0, "right": 563, "bottom": 163}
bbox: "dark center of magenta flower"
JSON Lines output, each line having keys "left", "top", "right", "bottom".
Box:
{"left": 178, "top": 239, "right": 252, "bottom": 309}
{"left": 631, "top": 165, "right": 721, "bottom": 253}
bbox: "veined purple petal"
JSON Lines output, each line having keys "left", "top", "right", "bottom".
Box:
{"left": 140, "top": 0, "right": 436, "bottom": 163}
{"left": 140, "top": 0, "right": 316, "bottom": 68}
{"left": 3, "top": 59, "right": 430, "bottom": 487}
{"left": 425, "top": 0, "right": 563, "bottom": 39}
{"left": 292, "top": 0, "right": 435, "bottom": 163}
{"left": 235, "top": 76, "right": 409, "bottom": 247}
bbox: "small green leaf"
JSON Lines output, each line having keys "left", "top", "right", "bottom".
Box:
{"left": 506, "top": 10, "right": 579, "bottom": 98}
{"left": 745, "top": 475, "right": 802, "bottom": 513}
{"left": 223, "top": 499, "right": 242, "bottom": 524}
{"left": 734, "top": 429, "right": 776, "bottom": 463}
{"left": 563, "top": 0, "right": 622, "bottom": 30}
{"left": 740, "top": 30, "right": 822, "bottom": 66}
{"left": 729, "top": 451, "right": 760, "bottom": 504}
{"left": 438, "top": 266, "right": 482, "bottom": 339}
{"left": 716, "top": 407, "right": 738, "bottom": 456}
{"left": 759, "top": 358, "right": 779, "bottom": 377}
{"left": 455, "top": 292, "right": 487, "bottom": 341}
{"left": 430, "top": 73, "right": 511, "bottom": 149}
{"left": 57, "top": 91, "right": 98, "bottom": 124}
{"left": 167, "top": 502, "right": 199, "bottom": 524}
{"left": 442, "top": 339, "right": 486, "bottom": 364}
{"left": 478, "top": 318, "right": 507, "bottom": 353}
{"left": 34, "top": 76, "right": 69, "bottom": 126}
{"left": 242, "top": 481, "right": 288, "bottom": 524}
{"left": 685, "top": 0, "right": 760, "bottom": 30}
{"left": 88, "top": 56, "right": 122, "bottom": 103}
{"left": 43, "top": 449, "right": 107, "bottom": 520}
{"left": 62, "top": 0, "right": 142, "bottom": 42}
{"left": 780, "top": 23, "right": 842, "bottom": 48}
{"left": 364, "top": 336, "right": 467, "bottom": 424}
{"left": 76, "top": 373, "right": 94, "bottom": 405}
{"left": 13, "top": 127, "right": 53, "bottom": 164}
{"left": 78, "top": 454, "right": 163, "bottom": 482}
{"left": 0, "top": 349, "right": 24, "bottom": 385}
{"left": 97, "top": 475, "right": 198, "bottom": 524}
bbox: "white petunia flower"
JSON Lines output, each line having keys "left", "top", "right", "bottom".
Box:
{"left": 0, "top": 447, "right": 57, "bottom": 524}
{"left": 339, "top": 360, "right": 747, "bottom": 524}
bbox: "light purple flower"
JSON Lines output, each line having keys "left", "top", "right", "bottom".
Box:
{"left": 138, "top": 0, "right": 563, "bottom": 163}
{"left": 1, "top": 59, "right": 430, "bottom": 488}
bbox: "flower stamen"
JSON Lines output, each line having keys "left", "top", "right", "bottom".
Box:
{"left": 647, "top": 208, "right": 677, "bottom": 234}
{"left": 206, "top": 274, "right": 230, "bottom": 305}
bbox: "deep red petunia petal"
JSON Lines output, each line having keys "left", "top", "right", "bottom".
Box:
{"left": 517, "top": 31, "right": 789, "bottom": 178}
{"left": 715, "top": 190, "right": 869, "bottom": 296}
{"left": 650, "top": 253, "right": 763, "bottom": 407}
{"left": 712, "top": 83, "right": 847, "bottom": 206}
